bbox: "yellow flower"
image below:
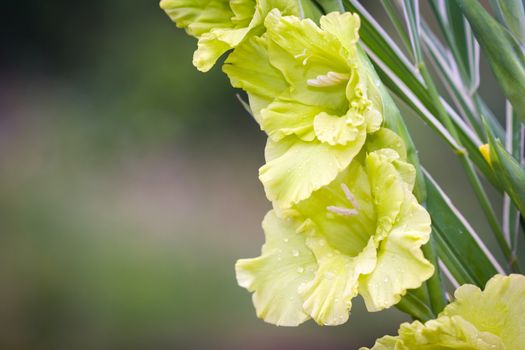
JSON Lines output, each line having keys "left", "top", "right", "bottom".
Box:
{"left": 364, "top": 274, "right": 525, "bottom": 349}
{"left": 160, "top": 0, "right": 303, "bottom": 71}
{"left": 224, "top": 10, "right": 383, "bottom": 208}
{"left": 236, "top": 130, "right": 434, "bottom": 326}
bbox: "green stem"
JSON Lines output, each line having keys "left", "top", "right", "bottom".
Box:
{"left": 421, "top": 237, "right": 447, "bottom": 314}
{"left": 396, "top": 291, "right": 436, "bottom": 322}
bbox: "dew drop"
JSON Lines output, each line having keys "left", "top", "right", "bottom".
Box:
{"left": 283, "top": 238, "right": 289, "bottom": 243}
{"left": 297, "top": 267, "right": 305, "bottom": 273}
{"left": 292, "top": 249, "right": 300, "bottom": 257}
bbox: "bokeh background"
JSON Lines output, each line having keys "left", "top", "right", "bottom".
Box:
{"left": 0, "top": 1, "right": 511, "bottom": 349}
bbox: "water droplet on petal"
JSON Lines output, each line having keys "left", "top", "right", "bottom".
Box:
{"left": 292, "top": 249, "right": 300, "bottom": 257}
{"left": 297, "top": 267, "right": 304, "bottom": 273}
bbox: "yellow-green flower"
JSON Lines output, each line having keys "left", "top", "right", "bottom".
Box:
{"left": 364, "top": 274, "right": 525, "bottom": 349}
{"left": 224, "top": 10, "right": 383, "bottom": 208}
{"left": 159, "top": 0, "right": 302, "bottom": 72}
{"left": 236, "top": 130, "right": 434, "bottom": 326}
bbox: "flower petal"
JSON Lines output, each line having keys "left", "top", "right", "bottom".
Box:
{"left": 319, "top": 12, "right": 360, "bottom": 53}
{"left": 235, "top": 210, "right": 317, "bottom": 326}
{"left": 442, "top": 274, "right": 525, "bottom": 349}
{"left": 160, "top": 0, "right": 235, "bottom": 37}
{"left": 194, "top": 27, "right": 251, "bottom": 72}
{"left": 359, "top": 193, "right": 433, "bottom": 311}
{"left": 261, "top": 99, "right": 321, "bottom": 142}
{"left": 358, "top": 149, "right": 432, "bottom": 311}
{"left": 223, "top": 35, "right": 288, "bottom": 100}
{"left": 313, "top": 111, "right": 363, "bottom": 146}
{"left": 259, "top": 125, "right": 366, "bottom": 208}
{"left": 300, "top": 234, "right": 376, "bottom": 325}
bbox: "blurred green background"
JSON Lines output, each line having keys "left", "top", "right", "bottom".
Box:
{"left": 0, "top": 1, "right": 511, "bottom": 349}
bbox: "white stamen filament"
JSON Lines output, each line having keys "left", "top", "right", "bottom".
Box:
{"left": 341, "top": 183, "right": 359, "bottom": 209}
{"left": 294, "top": 48, "right": 307, "bottom": 59}
{"left": 294, "top": 49, "right": 310, "bottom": 66}
{"left": 307, "top": 72, "right": 350, "bottom": 87}
{"left": 327, "top": 206, "right": 358, "bottom": 216}
{"left": 326, "top": 183, "right": 360, "bottom": 217}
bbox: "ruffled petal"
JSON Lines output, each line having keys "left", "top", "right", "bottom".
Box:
{"left": 259, "top": 124, "right": 366, "bottom": 208}
{"left": 319, "top": 12, "right": 360, "bottom": 54}
{"left": 300, "top": 234, "right": 376, "bottom": 325}
{"left": 261, "top": 99, "right": 321, "bottom": 142}
{"left": 359, "top": 191, "right": 433, "bottom": 311}
{"left": 365, "top": 128, "right": 407, "bottom": 160}
{"left": 366, "top": 316, "right": 505, "bottom": 349}
{"left": 442, "top": 274, "right": 525, "bottom": 349}
{"left": 365, "top": 275, "right": 525, "bottom": 349}
{"left": 235, "top": 210, "right": 317, "bottom": 326}
{"left": 359, "top": 149, "right": 432, "bottom": 311}
{"left": 313, "top": 111, "right": 363, "bottom": 146}
{"left": 160, "top": 0, "right": 235, "bottom": 37}
{"left": 223, "top": 35, "right": 288, "bottom": 99}
{"left": 366, "top": 149, "right": 406, "bottom": 240}
{"left": 194, "top": 27, "right": 250, "bottom": 72}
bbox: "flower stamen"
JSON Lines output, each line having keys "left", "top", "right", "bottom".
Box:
{"left": 307, "top": 72, "right": 350, "bottom": 87}
{"left": 326, "top": 183, "right": 359, "bottom": 217}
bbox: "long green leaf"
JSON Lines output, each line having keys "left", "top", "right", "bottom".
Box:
{"left": 455, "top": 0, "right": 525, "bottom": 123}
{"left": 489, "top": 0, "right": 525, "bottom": 46}
{"left": 380, "top": 0, "right": 413, "bottom": 56}
{"left": 421, "top": 24, "right": 484, "bottom": 140}
{"left": 429, "top": 0, "right": 477, "bottom": 90}
{"left": 424, "top": 171, "right": 504, "bottom": 287}
{"left": 401, "top": 0, "right": 422, "bottom": 64}
{"left": 419, "top": 21, "right": 505, "bottom": 140}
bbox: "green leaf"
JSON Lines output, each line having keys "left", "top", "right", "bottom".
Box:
{"left": 380, "top": 0, "right": 413, "bottom": 56}
{"left": 421, "top": 22, "right": 484, "bottom": 140}
{"left": 487, "top": 133, "right": 525, "bottom": 218}
{"left": 489, "top": 0, "right": 525, "bottom": 46}
{"left": 424, "top": 171, "right": 504, "bottom": 287}
{"left": 454, "top": 0, "right": 525, "bottom": 123}
{"left": 429, "top": 0, "right": 478, "bottom": 90}
{"left": 314, "top": 0, "right": 344, "bottom": 13}
{"left": 401, "top": 0, "right": 422, "bottom": 64}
